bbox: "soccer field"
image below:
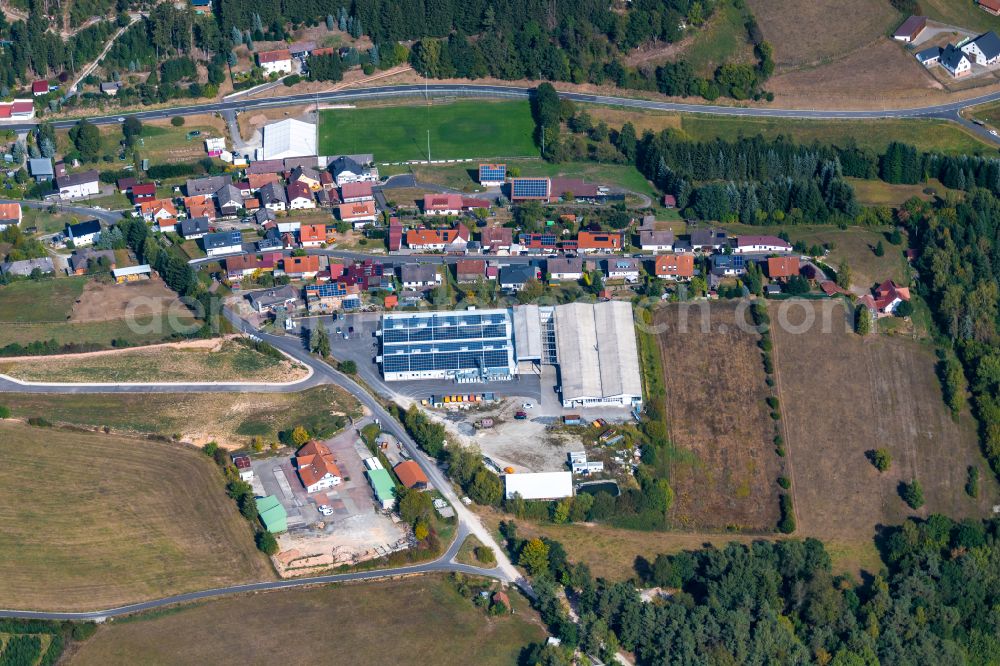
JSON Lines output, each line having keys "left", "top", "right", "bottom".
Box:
{"left": 318, "top": 100, "right": 539, "bottom": 162}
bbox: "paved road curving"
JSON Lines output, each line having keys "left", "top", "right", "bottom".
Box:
{"left": 6, "top": 84, "right": 1000, "bottom": 135}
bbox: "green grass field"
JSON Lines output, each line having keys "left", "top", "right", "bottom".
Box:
{"left": 319, "top": 100, "right": 539, "bottom": 162}
{"left": 0, "top": 277, "right": 86, "bottom": 322}
{"left": 921, "top": 0, "right": 1000, "bottom": 33}
{"left": 69, "top": 576, "right": 543, "bottom": 666}
{"left": 410, "top": 159, "right": 654, "bottom": 196}
{"left": 682, "top": 0, "right": 756, "bottom": 76}
{"left": 0, "top": 421, "right": 272, "bottom": 611}
{"left": 0, "top": 385, "right": 363, "bottom": 448}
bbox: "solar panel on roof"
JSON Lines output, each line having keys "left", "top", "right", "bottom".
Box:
{"left": 512, "top": 179, "right": 549, "bottom": 198}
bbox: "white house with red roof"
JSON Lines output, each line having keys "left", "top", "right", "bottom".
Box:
{"left": 861, "top": 280, "right": 911, "bottom": 316}
{"left": 733, "top": 235, "right": 793, "bottom": 254}
{"left": 423, "top": 193, "right": 463, "bottom": 216}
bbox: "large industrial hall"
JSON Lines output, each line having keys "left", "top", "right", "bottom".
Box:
{"left": 377, "top": 301, "right": 643, "bottom": 409}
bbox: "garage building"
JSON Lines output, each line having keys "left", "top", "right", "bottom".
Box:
{"left": 553, "top": 301, "right": 642, "bottom": 409}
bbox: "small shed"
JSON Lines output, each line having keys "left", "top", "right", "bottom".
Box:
{"left": 112, "top": 264, "right": 151, "bottom": 283}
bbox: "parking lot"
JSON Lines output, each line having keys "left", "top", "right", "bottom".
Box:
{"left": 251, "top": 424, "right": 408, "bottom": 575}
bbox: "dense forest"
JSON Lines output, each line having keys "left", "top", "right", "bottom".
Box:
{"left": 516, "top": 514, "right": 1000, "bottom": 665}
{"left": 901, "top": 189, "right": 1000, "bottom": 482}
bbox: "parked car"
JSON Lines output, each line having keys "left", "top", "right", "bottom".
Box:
{"left": 514, "top": 411, "right": 528, "bottom": 420}
{"left": 318, "top": 505, "right": 333, "bottom": 516}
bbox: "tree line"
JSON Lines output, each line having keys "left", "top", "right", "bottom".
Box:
{"left": 516, "top": 513, "right": 1000, "bottom": 665}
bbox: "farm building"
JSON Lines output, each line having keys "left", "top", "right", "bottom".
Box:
{"left": 553, "top": 301, "right": 642, "bottom": 409}
{"left": 892, "top": 16, "right": 926, "bottom": 42}
{"left": 479, "top": 163, "right": 507, "bottom": 186}
{"left": 504, "top": 471, "right": 574, "bottom": 500}
{"left": 256, "top": 495, "right": 288, "bottom": 533}
{"left": 112, "top": 265, "right": 151, "bottom": 283}
{"left": 366, "top": 468, "right": 396, "bottom": 509}
{"left": 394, "top": 461, "right": 429, "bottom": 489}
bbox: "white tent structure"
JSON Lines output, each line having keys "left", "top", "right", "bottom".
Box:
{"left": 504, "top": 472, "right": 573, "bottom": 500}
{"left": 262, "top": 118, "right": 317, "bottom": 160}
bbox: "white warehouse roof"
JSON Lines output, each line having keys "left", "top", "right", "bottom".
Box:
{"left": 504, "top": 471, "right": 573, "bottom": 500}
{"left": 262, "top": 118, "right": 317, "bottom": 160}
{"left": 512, "top": 303, "right": 542, "bottom": 361}
{"left": 554, "top": 301, "right": 642, "bottom": 406}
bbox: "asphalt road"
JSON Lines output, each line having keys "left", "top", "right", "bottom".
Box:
{"left": 0, "top": 198, "right": 123, "bottom": 224}
{"left": 6, "top": 83, "right": 1000, "bottom": 136}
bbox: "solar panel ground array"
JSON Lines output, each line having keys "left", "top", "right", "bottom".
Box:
{"left": 318, "top": 101, "right": 539, "bottom": 162}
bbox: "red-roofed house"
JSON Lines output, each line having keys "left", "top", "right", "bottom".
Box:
{"left": 0, "top": 202, "right": 22, "bottom": 230}
{"left": 338, "top": 201, "right": 378, "bottom": 229}
{"left": 131, "top": 183, "right": 156, "bottom": 202}
{"left": 340, "top": 181, "right": 374, "bottom": 203}
{"left": 872, "top": 280, "right": 911, "bottom": 315}
{"left": 480, "top": 227, "right": 513, "bottom": 253}
{"left": 282, "top": 255, "right": 321, "bottom": 278}
{"left": 455, "top": 259, "right": 486, "bottom": 282}
{"left": 663, "top": 194, "right": 677, "bottom": 208}
{"left": 423, "top": 193, "right": 463, "bottom": 216}
{"left": 393, "top": 461, "right": 428, "bottom": 489}
{"left": 766, "top": 256, "right": 800, "bottom": 281}
{"left": 655, "top": 254, "right": 694, "bottom": 281}
{"left": 287, "top": 181, "right": 315, "bottom": 210}
{"left": 578, "top": 231, "right": 624, "bottom": 254}
{"left": 406, "top": 225, "right": 470, "bottom": 251}
{"left": 299, "top": 223, "right": 327, "bottom": 248}
{"left": 388, "top": 217, "right": 403, "bottom": 252}
{"left": 32, "top": 80, "right": 48, "bottom": 96}
{"left": 295, "top": 440, "right": 342, "bottom": 493}
{"left": 257, "top": 49, "right": 293, "bottom": 75}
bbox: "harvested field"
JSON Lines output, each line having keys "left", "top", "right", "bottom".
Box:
{"left": 747, "top": 0, "right": 899, "bottom": 70}
{"left": 0, "top": 338, "right": 308, "bottom": 384}
{"left": 770, "top": 300, "right": 999, "bottom": 548}
{"left": 69, "top": 278, "right": 190, "bottom": 323}
{"left": 0, "top": 385, "right": 363, "bottom": 449}
{"left": 69, "top": 576, "right": 543, "bottom": 666}
{"left": 655, "top": 302, "right": 781, "bottom": 530}
{"left": 0, "top": 421, "right": 272, "bottom": 611}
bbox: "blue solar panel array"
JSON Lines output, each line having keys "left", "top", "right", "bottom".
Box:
{"left": 308, "top": 283, "right": 348, "bottom": 297}
{"left": 381, "top": 311, "right": 513, "bottom": 377}
{"left": 479, "top": 164, "right": 506, "bottom": 183}
{"left": 511, "top": 178, "right": 549, "bottom": 199}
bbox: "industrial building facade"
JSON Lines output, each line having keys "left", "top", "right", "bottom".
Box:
{"left": 378, "top": 302, "right": 643, "bottom": 409}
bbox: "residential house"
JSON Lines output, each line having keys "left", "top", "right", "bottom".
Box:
{"left": 190, "top": 0, "right": 212, "bottom": 13}
{"left": 711, "top": 254, "right": 747, "bottom": 276}
{"left": 962, "top": 31, "right": 1000, "bottom": 65}
{"left": 655, "top": 254, "right": 695, "bottom": 281}
{"left": 299, "top": 223, "right": 327, "bottom": 248}
{"left": 547, "top": 257, "right": 584, "bottom": 281}
{"left": 179, "top": 216, "right": 211, "bottom": 239}
{"left": 981, "top": 0, "right": 1000, "bottom": 16}
{"left": 0, "top": 257, "right": 54, "bottom": 276}
{"left": 455, "top": 259, "right": 486, "bottom": 282}
{"left": 69, "top": 248, "right": 115, "bottom": 275}
{"left": 116, "top": 177, "right": 137, "bottom": 193}
{"left": 462, "top": 197, "right": 491, "bottom": 211}
{"left": 282, "top": 255, "right": 321, "bottom": 279}
{"left": 257, "top": 49, "right": 293, "bottom": 76}
{"left": 338, "top": 201, "right": 378, "bottom": 229}
{"left": 246, "top": 284, "right": 299, "bottom": 313}
{"left": 340, "top": 181, "right": 374, "bottom": 203}
{"left": 202, "top": 230, "right": 244, "bottom": 257}
{"left": 295, "top": 440, "right": 342, "bottom": 493}
{"left": 319, "top": 171, "right": 336, "bottom": 191}
{"left": 344, "top": 259, "right": 391, "bottom": 292}
{"left": 423, "top": 193, "right": 463, "bottom": 216}
{"left": 157, "top": 217, "right": 178, "bottom": 234}
{"left": 519, "top": 233, "right": 559, "bottom": 254}
{"left": 226, "top": 253, "right": 264, "bottom": 280}
{"left": 259, "top": 182, "right": 288, "bottom": 212}
{"left": 130, "top": 182, "right": 156, "bottom": 202}
{"left": 216, "top": 183, "right": 244, "bottom": 216}
{"left": 480, "top": 227, "right": 513, "bottom": 253}
{"left": 185, "top": 175, "right": 230, "bottom": 198}
{"left": 139, "top": 199, "right": 178, "bottom": 222}
{"left": 916, "top": 46, "right": 942, "bottom": 66}
{"left": 289, "top": 165, "right": 321, "bottom": 190}
{"left": 185, "top": 198, "right": 217, "bottom": 221}
{"left": 330, "top": 155, "right": 376, "bottom": 185}
{"left": 31, "top": 80, "right": 48, "bottom": 96}
{"left": 287, "top": 181, "right": 315, "bottom": 210}
{"left": 400, "top": 264, "right": 441, "bottom": 290}
{"left": 0, "top": 202, "right": 21, "bottom": 230}
{"left": 304, "top": 281, "right": 361, "bottom": 313}
{"left": 689, "top": 228, "right": 728, "bottom": 252}
{"left": 406, "top": 226, "right": 470, "bottom": 251}
{"left": 287, "top": 40, "right": 316, "bottom": 57}
{"left": 733, "top": 235, "right": 792, "bottom": 254}
{"left": 941, "top": 44, "right": 972, "bottom": 77}
{"left": 499, "top": 264, "right": 539, "bottom": 292}
{"left": 100, "top": 81, "right": 122, "bottom": 95}
{"left": 0, "top": 99, "right": 35, "bottom": 119}
{"left": 578, "top": 231, "right": 624, "bottom": 254}
{"left": 766, "top": 256, "right": 800, "bottom": 281}
{"left": 871, "top": 279, "right": 912, "bottom": 315}
{"left": 247, "top": 173, "right": 280, "bottom": 191}
{"left": 27, "top": 158, "right": 53, "bottom": 182}
{"left": 65, "top": 219, "right": 101, "bottom": 246}
{"left": 605, "top": 257, "right": 641, "bottom": 283}
{"left": 893, "top": 16, "right": 927, "bottom": 42}
{"left": 639, "top": 230, "right": 674, "bottom": 253}
{"left": 388, "top": 218, "right": 403, "bottom": 252}
{"left": 662, "top": 194, "right": 677, "bottom": 208}
{"left": 247, "top": 159, "right": 284, "bottom": 175}
{"left": 254, "top": 207, "right": 277, "bottom": 226}
{"left": 56, "top": 170, "right": 100, "bottom": 200}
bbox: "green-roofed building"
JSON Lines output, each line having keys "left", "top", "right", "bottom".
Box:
{"left": 256, "top": 495, "right": 288, "bottom": 533}
{"left": 366, "top": 468, "right": 396, "bottom": 510}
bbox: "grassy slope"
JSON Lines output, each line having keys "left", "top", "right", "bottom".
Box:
{"left": 319, "top": 100, "right": 538, "bottom": 161}
{"left": 0, "top": 340, "right": 304, "bottom": 383}
{"left": 921, "top": 0, "right": 1000, "bottom": 33}
{"left": 0, "top": 385, "right": 363, "bottom": 448}
{"left": 69, "top": 577, "right": 544, "bottom": 666}
{"left": 0, "top": 421, "right": 272, "bottom": 611}
{"left": 682, "top": 0, "right": 756, "bottom": 77}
